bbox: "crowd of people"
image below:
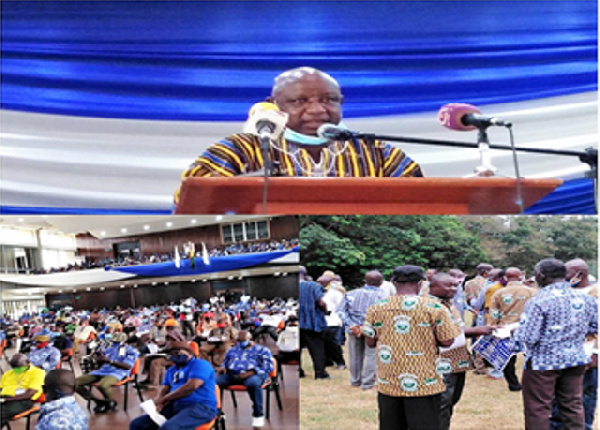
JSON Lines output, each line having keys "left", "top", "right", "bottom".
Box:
{"left": 299, "top": 258, "right": 598, "bottom": 430}
{"left": 29, "top": 238, "right": 298, "bottom": 274}
{"left": 1, "top": 293, "right": 300, "bottom": 429}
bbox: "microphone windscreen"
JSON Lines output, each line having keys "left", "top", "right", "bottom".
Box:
{"left": 438, "top": 103, "right": 481, "bottom": 131}
{"left": 248, "top": 102, "right": 280, "bottom": 118}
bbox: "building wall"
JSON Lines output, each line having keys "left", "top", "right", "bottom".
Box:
{"left": 76, "top": 216, "right": 298, "bottom": 262}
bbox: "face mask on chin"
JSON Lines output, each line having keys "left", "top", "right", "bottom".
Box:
{"left": 238, "top": 340, "right": 250, "bottom": 348}
{"left": 170, "top": 355, "right": 189, "bottom": 366}
{"left": 284, "top": 122, "right": 348, "bottom": 146}
{"left": 12, "top": 366, "right": 27, "bottom": 374}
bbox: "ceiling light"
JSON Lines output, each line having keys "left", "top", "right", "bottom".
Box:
{"left": 100, "top": 231, "right": 106, "bottom": 236}
{"left": 152, "top": 282, "right": 157, "bottom": 286}
{"left": 133, "top": 284, "right": 138, "bottom": 288}
{"left": 121, "top": 228, "right": 127, "bottom": 233}
{"left": 274, "top": 272, "right": 281, "bottom": 276}
{"left": 191, "top": 279, "right": 196, "bottom": 283}
{"left": 100, "top": 287, "right": 105, "bottom": 291}
{"left": 216, "top": 215, "right": 223, "bottom": 221}
{"left": 191, "top": 219, "right": 197, "bottom": 224}
{"left": 166, "top": 221, "right": 173, "bottom": 227}
{"left": 144, "top": 225, "right": 150, "bottom": 230}
{"left": 120, "top": 285, "right": 125, "bottom": 288}
{"left": 86, "top": 287, "right": 91, "bottom": 291}
{"left": 164, "top": 282, "right": 169, "bottom": 285}
{"left": 58, "top": 290, "right": 63, "bottom": 293}
{"left": 41, "top": 215, "right": 48, "bottom": 219}
{"left": 227, "top": 276, "right": 234, "bottom": 280}
{"left": 17, "top": 218, "right": 24, "bottom": 222}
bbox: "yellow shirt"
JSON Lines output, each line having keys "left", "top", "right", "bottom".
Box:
{"left": 0, "top": 365, "right": 45, "bottom": 400}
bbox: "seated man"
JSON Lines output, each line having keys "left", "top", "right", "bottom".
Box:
{"left": 217, "top": 330, "right": 274, "bottom": 428}
{"left": 0, "top": 353, "right": 45, "bottom": 427}
{"left": 29, "top": 329, "right": 61, "bottom": 371}
{"left": 130, "top": 341, "right": 217, "bottom": 430}
{"left": 75, "top": 331, "right": 139, "bottom": 413}
{"left": 200, "top": 314, "right": 238, "bottom": 369}
{"left": 140, "top": 321, "right": 186, "bottom": 387}
{"left": 175, "top": 67, "right": 423, "bottom": 205}
{"left": 35, "top": 369, "right": 88, "bottom": 430}
{"left": 50, "top": 323, "right": 74, "bottom": 357}
{"left": 73, "top": 317, "right": 96, "bottom": 355}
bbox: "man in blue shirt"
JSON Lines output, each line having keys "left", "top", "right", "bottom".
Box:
{"left": 298, "top": 266, "right": 330, "bottom": 380}
{"left": 337, "top": 270, "right": 387, "bottom": 390}
{"left": 514, "top": 258, "right": 598, "bottom": 430}
{"left": 75, "top": 331, "right": 139, "bottom": 413}
{"left": 130, "top": 341, "right": 217, "bottom": 430}
{"left": 29, "top": 329, "right": 61, "bottom": 371}
{"left": 217, "top": 330, "right": 274, "bottom": 428}
{"left": 35, "top": 369, "right": 88, "bottom": 430}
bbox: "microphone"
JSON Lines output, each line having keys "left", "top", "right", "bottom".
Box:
{"left": 438, "top": 103, "right": 512, "bottom": 131}
{"left": 316, "top": 123, "right": 355, "bottom": 141}
{"left": 243, "top": 102, "right": 288, "bottom": 139}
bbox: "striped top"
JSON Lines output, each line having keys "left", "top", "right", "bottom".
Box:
{"left": 176, "top": 133, "right": 423, "bottom": 202}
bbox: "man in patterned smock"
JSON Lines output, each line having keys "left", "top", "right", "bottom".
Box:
{"left": 489, "top": 266, "right": 537, "bottom": 391}
{"left": 428, "top": 272, "right": 495, "bottom": 430}
{"left": 29, "top": 329, "right": 61, "bottom": 371}
{"left": 363, "top": 266, "right": 461, "bottom": 430}
{"left": 513, "top": 258, "right": 597, "bottom": 430}
{"left": 174, "top": 67, "right": 423, "bottom": 205}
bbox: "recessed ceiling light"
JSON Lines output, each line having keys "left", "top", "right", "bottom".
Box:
{"left": 227, "top": 276, "right": 234, "bottom": 280}
{"left": 166, "top": 222, "right": 173, "bottom": 227}
{"left": 133, "top": 284, "right": 138, "bottom": 288}
{"left": 274, "top": 272, "right": 281, "bottom": 276}
{"left": 120, "top": 285, "right": 125, "bottom": 288}
{"left": 100, "top": 231, "right": 106, "bottom": 236}
{"left": 121, "top": 228, "right": 127, "bottom": 233}
{"left": 191, "top": 219, "right": 197, "bottom": 224}
{"left": 191, "top": 279, "right": 196, "bottom": 283}
{"left": 216, "top": 215, "right": 223, "bottom": 221}
{"left": 144, "top": 225, "right": 150, "bottom": 230}
{"left": 164, "top": 282, "right": 169, "bottom": 285}
{"left": 100, "top": 287, "right": 105, "bottom": 291}
{"left": 17, "top": 218, "right": 24, "bottom": 222}
{"left": 58, "top": 290, "right": 63, "bottom": 293}
{"left": 72, "top": 289, "right": 77, "bottom": 292}
{"left": 86, "top": 287, "right": 91, "bottom": 291}
{"left": 41, "top": 215, "right": 48, "bottom": 219}
{"left": 283, "top": 272, "right": 288, "bottom": 276}
{"left": 152, "top": 282, "right": 157, "bottom": 286}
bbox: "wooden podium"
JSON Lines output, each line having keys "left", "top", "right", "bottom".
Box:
{"left": 174, "top": 177, "right": 562, "bottom": 215}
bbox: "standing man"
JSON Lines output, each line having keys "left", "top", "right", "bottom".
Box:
{"left": 514, "top": 258, "right": 597, "bottom": 430}
{"left": 298, "top": 266, "right": 330, "bottom": 380}
{"left": 35, "top": 369, "right": 88, "bottom": 430}
{"left": 319, "top": 274, "right": 346, "bottom": 370}
{"left": 338, "top": 270, "right": 387, "bottom": 390}
{"left": 428, "top": 273, "right": 495, "bottom": 430}
{"left": 489, "top": 266, "right": 537, "bottom": 392}
{"left": 217, "top": 331, "right": 274, "bottom": 428}
{"left": 363, "top": 266, "right": 460, "bottom": 430}
{"left": 464, "top": 264, "right": 494, "bottom": 306}
{"left": 549, "top": 258, "right": 598, "bottom": 430}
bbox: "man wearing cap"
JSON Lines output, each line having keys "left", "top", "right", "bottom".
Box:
{"left": 130, "top": 341, "right": 217, "bottom": 430}
{"left": 141, "top": 319, "right": 186, "bottom": 387}
{"left": 201, "top": 313, "right": 238, "bottom": 369}
{"left": 29, "top": 329, "right": 61, "bottom": 371}
{"left": 363, "top": 266, "right": 461, "bottom": 430}
{"left": 1, "top": 353, "right": 45, "bottom": 427}
{"left": 75, "top": 331, "right": 139, "bottom": 413}
{"left": 338, "top": 270, "right": 387, "bottom": 390}
{"left": 217, "top": 330, "right": 274, "bottom": 428}
{"left": 35, "top": 369, "right": 88, "bottom": 430}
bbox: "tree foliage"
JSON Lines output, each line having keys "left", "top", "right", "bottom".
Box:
{"left": 300, "top": 215, "right": 597, "bottom": 289}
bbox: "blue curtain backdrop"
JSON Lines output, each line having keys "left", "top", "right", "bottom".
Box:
{"left": 106, "top": 247, "right": 299, "bottom": 277}
{"left": 1, "top": 1, "right": 597, "bottom": 120}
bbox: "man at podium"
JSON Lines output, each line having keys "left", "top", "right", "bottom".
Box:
{"left": 175, "top": 67, "right": 423, "bottom": 203}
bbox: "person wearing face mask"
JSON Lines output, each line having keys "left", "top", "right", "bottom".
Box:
{"left": 75, "top": 331, "right": 139, "bottom": 413}
{"left": 201, "top": 314, "right": 238, "bottom": 369}
{"left": 129, "top": 341, "right": 217, "bottom": 430}
{"left": 29, "top": 329, "right": 61, "bottom": 371}
{"left": 489, "top": 267, "right": 538, "bottom": 392}
{"left": 216, "top": 330, "right": 274, "bottom": 428}
{"left": 174, "top": 67, "right": 423, "bottom": 205}
{"left": 0, "top": 353, "right": 45, "bottom": 427}
{"left": 34, "top": 369, "right": 88, "bottom": 430}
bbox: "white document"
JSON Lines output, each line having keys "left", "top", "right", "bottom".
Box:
{"left": 140, "top": 400, "right": 167, "bottom": 426}
{"left": 440, "top": 332, "right": 466, "bottom": 352}
{"left": 147, "top": 343, "right": 159, "bottom": 354}
{"left": 493, "top": 322, "right": 520, "bottom": 339}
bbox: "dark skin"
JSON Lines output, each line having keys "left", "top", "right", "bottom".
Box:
{"left": 1, "top": 355, "right": 38, "bottom": 402}
{"left": 154, "top": 349, "right": 203, "bottom": 413}
{"left": 269, "top": 74, "right": 344, "bottom": 162}
{"left": 44, "top": 369, "right": 76, "bottom": 402}
{"left": 429, "top": 273, "right": 496, "bottom": 338}
{"left": 350, "top": 271, "right": 383, "bottom": 337}
{"left": 366, "top": 279, "right": 455, "bottom": 348}
{"left": 216, "top": 331, "right": 257, "bottom": 381}
{"left": 94, "top": 335, "right": 132, "bottom": 371}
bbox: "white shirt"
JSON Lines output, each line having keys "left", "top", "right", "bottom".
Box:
{"left": 276, "top": 326, "right": 299, "bottom": 352}
{"left": 323, "top": 288, "right": 344, "bottom": 327}
{"left": 380, "top": 281, "right": 396, "bottom": 298}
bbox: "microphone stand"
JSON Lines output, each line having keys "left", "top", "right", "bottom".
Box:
{"left": 346, "top": 131, "right": 597, "bottom": 211}
{"left": 259, "top": 135, "right": 271, "bottom": 214}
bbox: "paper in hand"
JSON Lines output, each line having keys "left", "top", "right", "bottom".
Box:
{"left": 140, "top": 400, "right": 167, "bottom": 426}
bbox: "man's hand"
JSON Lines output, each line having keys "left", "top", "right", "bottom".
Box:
{"left": 154, "top": 396, "right": 167, "bottom": 413}
{"left": 238, "top": 370, "right": 255, "bottom": 380}
{"left": 217, "top": 367, "right": 227, "bottom": 375}
{"left": 350, "top": 326, "right": 362, "bottom": 337}
{"left": 472, "top": 326, "right": 496, "bottom": 336}
{"left": 95, "top": 354, "right": 109, "bottom": 364}
{"left": 588, "top": 353, "right": 598, "bottom": 369}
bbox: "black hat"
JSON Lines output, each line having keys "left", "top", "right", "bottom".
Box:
{"left": 391, "top": 266, "right": 425, "bottom": 282}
